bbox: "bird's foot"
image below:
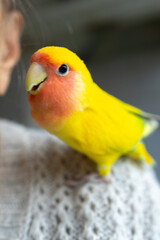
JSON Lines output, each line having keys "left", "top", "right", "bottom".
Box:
{"left": 65, "top": 173, "right": 111, "bottom": 187}
{"left": 88, "top": 173, "right": 112, "bottom": 184}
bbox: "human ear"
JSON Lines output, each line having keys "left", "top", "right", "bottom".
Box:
{"left": 0, "top": 11, "right": 23, "bottom": 95}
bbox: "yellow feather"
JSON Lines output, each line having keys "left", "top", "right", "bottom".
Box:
{"left": 26, "top": 46, "right": 158, "bottom": 176}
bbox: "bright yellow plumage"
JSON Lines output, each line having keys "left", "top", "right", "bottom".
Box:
{"left": 25, "top": 46, "right": 159, "bottom": 176}
{"left": 54, "top": 83, "right": 155, "bottom": 175}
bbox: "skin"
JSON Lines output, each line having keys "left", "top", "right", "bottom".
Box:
{"left": 0, "top": 0, "right": 23, "bottom": 95}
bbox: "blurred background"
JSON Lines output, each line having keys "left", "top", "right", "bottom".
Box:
{"left": 1, "top": 0, "right": 160, "bottom": 178}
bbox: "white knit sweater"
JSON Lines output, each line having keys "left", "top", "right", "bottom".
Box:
{"left": 0, "top": 119, "right": 160, "bottom": 240}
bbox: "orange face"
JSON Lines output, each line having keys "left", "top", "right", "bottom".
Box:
{"left": 27, "top": 51, "right": 81, "bottom": 127}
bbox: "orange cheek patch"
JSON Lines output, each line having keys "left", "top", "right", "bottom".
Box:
{"left": 41, "top": 72, "right": 77, "bottom": 116}
{"left": 28, "top": 70, "right": 79, "bottom": 127}
{"left": 28, "top": 50, "right": 81, "bottom": 127}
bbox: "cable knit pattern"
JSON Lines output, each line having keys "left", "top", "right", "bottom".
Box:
{"left": 0, "top": 119, "right": 160, "bottom": 240}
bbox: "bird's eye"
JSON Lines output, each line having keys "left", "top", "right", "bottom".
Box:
{"left": 57, "top": 64, "right": 69, "bottom": 76}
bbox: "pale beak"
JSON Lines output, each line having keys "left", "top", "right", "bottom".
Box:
{"left": 25, "top": 62, "right": 47, "bottom": 95}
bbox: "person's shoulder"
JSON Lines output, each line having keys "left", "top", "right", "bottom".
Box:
{"left": 0, "top": 119, "right": 29, "bottom": 143}
{"left": 0, "top": 118, "right": 65, "bottom": 152}
{"left": 0, "top": 118, "right": 26, "bottom": 131}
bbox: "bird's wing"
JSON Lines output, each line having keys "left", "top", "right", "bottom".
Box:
{"left": 124, "top": 103, "right": 160, "bottom": 138}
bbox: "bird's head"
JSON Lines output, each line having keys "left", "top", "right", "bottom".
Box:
{"left": 25, "top": 46, "right": 92, "bottom": 127}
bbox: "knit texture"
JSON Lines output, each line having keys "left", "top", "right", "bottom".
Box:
{"left": 0, "top": 119, "right": 160, "bottom": 240}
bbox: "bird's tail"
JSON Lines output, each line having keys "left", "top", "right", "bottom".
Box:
{"left": 142, "top": 119, "right": 159, "bottom": 138}
{"left": 123, "top": 102, "right": 160, "bottom": 138}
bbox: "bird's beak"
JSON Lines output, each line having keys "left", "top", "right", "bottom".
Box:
{"left": 25, "top": 62, "right": 47, "bottom": 95}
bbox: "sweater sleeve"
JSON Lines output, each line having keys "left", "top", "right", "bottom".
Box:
{"left": 0, "top": 119, "right": 160, "bottom": 240}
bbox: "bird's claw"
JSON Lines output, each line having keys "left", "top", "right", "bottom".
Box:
{"left": 65, "top": 173, "right": 111, "bottom": 187}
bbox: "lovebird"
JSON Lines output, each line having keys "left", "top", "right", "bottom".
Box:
{"left": 25, "top": 46, "right": 160, "bottom": 176}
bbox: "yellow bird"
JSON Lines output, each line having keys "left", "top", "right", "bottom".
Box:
{"left": 25, "top": 46, "right": 159, "bottom": 176}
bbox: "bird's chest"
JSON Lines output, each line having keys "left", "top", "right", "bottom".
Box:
{"left": 53, "top": 110, "right": 111, "bottom": 156}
